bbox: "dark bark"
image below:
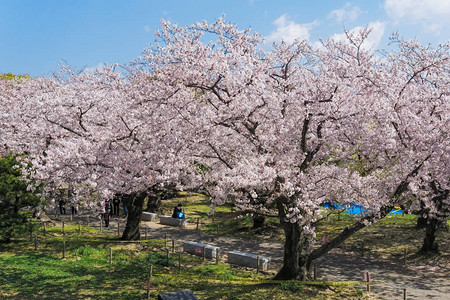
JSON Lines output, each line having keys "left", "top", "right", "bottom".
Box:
{"left": 274, "top": 193, "right": 395, "bottom": 280}
{"left": 145, "top": 193, "right": 161, "bottom": 213}
{"left": 416, "top": 215, "right": 428, "bottom": 229}
{"left": 121, "top": 192, "right": 147, "bottom": 240}
{"left": 274, "top": 195, "right": 313, "bottom": 280}
{"left": 252, "top": 213, "right": 265, "bottom": 229}
{"left": 420, "top": 218, "right": 439, "bottom": 253}
{"left": 274, "top": 220, "right": 302, "bottom": 280}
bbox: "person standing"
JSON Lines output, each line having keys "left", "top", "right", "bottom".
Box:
{"left": 59, "top": 199, "right": 66, "bottom": 215}
{"left": 103, "top": 198, "right": 112, "bottom": 227}
{"left": 112, "top": 196, "right": 120, "bottom": 216}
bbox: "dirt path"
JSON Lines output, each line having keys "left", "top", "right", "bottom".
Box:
{"left": 52, "top": 213, "right": 450, "bottom": 299}
{"left": 140, "top": 220, "right": 450, "bottom": 299}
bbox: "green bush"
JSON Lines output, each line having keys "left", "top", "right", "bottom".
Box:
{"left": 0, "top": 153, "right": 41, "bottom": 242}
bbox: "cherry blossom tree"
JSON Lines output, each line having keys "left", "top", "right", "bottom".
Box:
{"left": 1, "top": 66, "right": 193, "bottom": 240}
{"left": 2, "top": 18, "right": 447, "bottom": 279}
{"left": 134, "top": 19, "right": 449, "bottom": 279}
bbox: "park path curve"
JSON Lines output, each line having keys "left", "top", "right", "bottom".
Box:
{"left": 51, "top": 213, "right": 449, "bottom": 299}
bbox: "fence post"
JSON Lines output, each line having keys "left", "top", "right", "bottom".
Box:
{"left": 366, "top": 271, "right": 371, "bottom": 292}
{"left": 202, "top": 246, "right": 206, "bottom": 261}
{"left": 166, "top": 248, "right": 170, "bottom": 264}
{"left": 256, "top": 255, "right": 260, "bottom": 274}
{"left": 172, "top": 239, "right": 175, "bottom": 253}
{"left": 34, "top": 234, "right": 37, "bottom": 251}
{"left": 147, "top": 264, "right": 153, "bottom": 299}
{"left": 216, "top": 250, "right": 220, "bottom": 265}
{"left": 164, "top": 234, "right": 167, "bottom": 248}
{"left": 403, "top": 288, "right": 406, "bottom": 300}
{"left": 196, "top": 218, "right": 199, "bottom": 230}
{"left": 110, "top": 247, "right": 113, "bottom": 264}
{"left": 178, "top": 253, "right": 181, "bottom": 271}
{"left": 62, "top": 221, "right": 65, "bottom": 235}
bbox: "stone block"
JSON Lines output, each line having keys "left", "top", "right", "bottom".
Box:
{"left": 158, "top": 289, "right": 198, "bottom": 300}
{"left": 227, "top": 250, "right": 270, "bottom": 271}
{"left": 182, "top": 241, "right": 220, "bottom": 259}
{"left": 159, "top": 215, "right": 186, "bottom": 227}
{"left": 141, "top": 212, "right": 158, "bottom": 221}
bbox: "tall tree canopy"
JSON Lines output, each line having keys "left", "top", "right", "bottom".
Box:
{"left": 1, "top": 18, "right": 448, "bottom": 279}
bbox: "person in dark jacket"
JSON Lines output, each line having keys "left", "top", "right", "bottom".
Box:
{"left": 112, "top": 196, "right": 120, "bottom": 216}
{"left": 103, "top": 199, "right": 112, "bottom": 227}
{"left": 172, "top": 203, "right": 185, "bottom": 219}
{"left": 59, "top": 199, "right": 66, "bottom": 215}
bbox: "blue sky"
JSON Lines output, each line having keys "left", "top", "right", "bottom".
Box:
{"left": 1, "top": 0, "right": 449, "bottom": 77}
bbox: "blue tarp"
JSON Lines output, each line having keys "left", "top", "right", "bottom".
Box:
{"left": 321, "top": 203, "right": 402, "bottom": 215}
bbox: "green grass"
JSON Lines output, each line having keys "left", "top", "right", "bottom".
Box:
{"left": 0, "top": 222, "right": 370, "bottom": 299}
{"left": 165, "top": 193, "right": 449, "bottom": 266}
{"left": 2, "top": 195, "right": 447, "bottom": 299}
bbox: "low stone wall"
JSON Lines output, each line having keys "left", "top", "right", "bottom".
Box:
{"left": 182, "top": 241, "right": 220, "bottom": 259}
{"left": 159, "top": 215, "right": 186, "bottom": 227}
{"left": 141, "top": 212, "right": 158, "bottom": 221}
{"left": 227, "top": 251, "right": 270, "bottom": 271}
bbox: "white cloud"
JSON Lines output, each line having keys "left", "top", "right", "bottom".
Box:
{"left": 328, "top": 3, "right": 363, "bottom": 23}
{"left": 330, "top": 21, "right": 386, "bottom": 51}
{"left": 266, "top": 14, "right": 318, "bottom": 43}
{"left": 144, "top": 25, "right": 151, "bottom": 33}
{"left": 384, "top": 0, "right": 450, "bottom": 21}
{"left": 384, "top": 0, "right": 450, "bottom": 34}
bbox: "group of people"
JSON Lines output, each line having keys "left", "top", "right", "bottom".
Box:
{"left": 102, "top": 198, "right": 183, "bottom": 228}
{"left": 58, "top": 199, "right": 77, "bottom": 215}
{"left": 103, "top": 196, "right": 128, "bottom": 227}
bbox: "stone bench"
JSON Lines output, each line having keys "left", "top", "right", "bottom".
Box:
{"left": 141, "top": 212, "right": 158, "bottom": 221}
{"left": 158, "top": 289, "right": 198, "bottom": 300}
{"left": 159, "top": 215, "right": 186, "bottom": 228}
{"left": 227, "top": 251, "right": 270, "bottom": 271}
{"left": 182, "top": 241, "right": 220, "bottom": 259}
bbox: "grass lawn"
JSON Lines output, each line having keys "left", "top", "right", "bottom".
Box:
{"left": 1, "top": 221, "right": 372, "bottom": 299}
{"left": 1, "top": 193, "right": 447, "bottom": 299}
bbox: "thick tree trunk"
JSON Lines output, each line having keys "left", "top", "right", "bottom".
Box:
{"left": 121, "top": 192, "right": 147, "bottom": 240}
{"left": 146, "top": 193, "right": 161, "bottom": 213}
{"left": 416, "top": 215, "right": 429, "bottom": 229}
{"left": 420, "top": 218, "right": 439, "bottom": 253}
{"left": 274, "top": 195, "right": 313, "bottom": 280}
{"left": 252, "top": 213, "right": 265, "bottom": 229}
{"left": 274, "top": 221, "right": 301, "bottom": 280}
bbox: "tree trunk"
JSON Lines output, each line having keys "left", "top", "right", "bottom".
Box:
{"left": 121, "top": 192, "right": 147, "bottom": 240}
{"left": 420, "top": 218, "right": 439, "bottom": 253}
{"left": 274, "top": 195, "right": 313, "bottom": 280}
{"left": 252, "top": 213, "right": 265, "bottom": 229}
{"left": 274, "top": 221, "right": 302, "bottom": 280}
{"left": 146, "top": 193, "right": 161, "bottom": 213}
